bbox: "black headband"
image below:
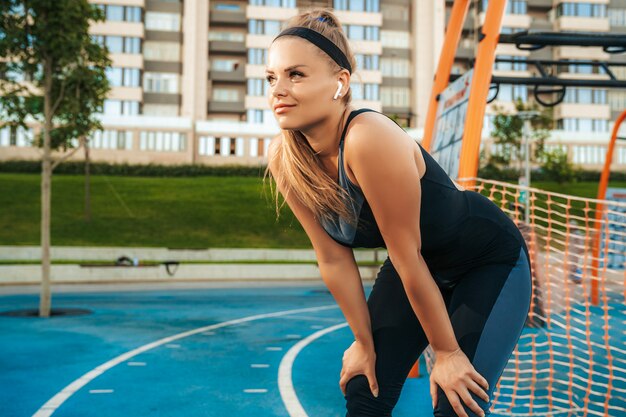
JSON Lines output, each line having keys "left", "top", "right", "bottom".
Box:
{"left": 273, "top": 26, "right": 352, "bottom": 74}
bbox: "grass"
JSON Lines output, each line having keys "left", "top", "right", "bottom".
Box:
{"left": 0, "top": 173, "right": 624, "bottom": 249}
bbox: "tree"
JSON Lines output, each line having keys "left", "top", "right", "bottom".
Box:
{"left": 487, "top": 98, "right": 552, "bottom": 174}
{"left": 0, "top": 0, "right": 111, "bottom": 317}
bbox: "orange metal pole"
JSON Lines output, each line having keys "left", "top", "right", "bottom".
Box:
{"left": 591, "top": 109, "right": 626, "bottom": 305}
{"left": 456, "top": 0, "right": 506, "bottom": 188}
{"left": 421, "top": 0, "right": 471, "bottom": 151}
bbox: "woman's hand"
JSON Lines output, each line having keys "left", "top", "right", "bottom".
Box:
{"left": 429, "top": 347, "right": 490, "bottom": 417}
{"left": 339, "top": 340, "right": 379, "bottom": 398}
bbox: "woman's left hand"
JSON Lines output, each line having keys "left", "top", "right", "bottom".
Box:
{"left": 339, "top": 340, "right": 379, "bottom": 398}
{"left": 429, "top": 347, "right": 490, "bottom": 417}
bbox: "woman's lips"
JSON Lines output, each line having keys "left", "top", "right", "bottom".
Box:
{"left": 275, "top": 105, "right": 295, "bottom": 114}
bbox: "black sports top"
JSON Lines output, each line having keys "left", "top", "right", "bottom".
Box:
{"left": 319, "top": 108, "right": 527, "bottom": 287}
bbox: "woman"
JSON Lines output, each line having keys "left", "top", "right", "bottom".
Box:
{"left": 263, "top": 8, "right": 532, "bottom": 417}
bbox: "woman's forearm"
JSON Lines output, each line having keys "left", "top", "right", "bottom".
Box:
{"left": 393, "top": 252, "right": 460, "bottom": 354}
{"left": 318, "top": 258, "right": 374, "bottom": 348}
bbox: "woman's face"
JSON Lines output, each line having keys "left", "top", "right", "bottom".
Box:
{"left": 266, "top": 37, "right": 343, "bottom": 130}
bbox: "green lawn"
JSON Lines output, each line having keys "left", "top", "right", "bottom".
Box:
{"left": 0, "top": 173, "right": 624, "bottom": 248}
{"left": 0, "top": 173, "right": 306, "bottom": 248}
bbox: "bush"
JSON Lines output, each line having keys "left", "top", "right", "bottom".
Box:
{"left": 0, "top": 159, "right": 267, "bottom": 177}
{"left": 538, "top": 148, "right": 578, "bottom": 184}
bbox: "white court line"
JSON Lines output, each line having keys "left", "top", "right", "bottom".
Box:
{"left": 31, "top": 304, "right": 338, "bottom": 417}
{"left": 278, "top": 322, "right": 349, "bottom": 417}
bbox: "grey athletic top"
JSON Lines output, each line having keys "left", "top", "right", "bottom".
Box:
{"left": 318, "top": 108, "right": 526, "bottom": 287}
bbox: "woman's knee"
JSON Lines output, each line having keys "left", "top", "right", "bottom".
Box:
{"left": 344, "top": 374, "right": 400, "bottom": 417}
{"left": 433, "top": 387, "right": 491, "bottom": 417}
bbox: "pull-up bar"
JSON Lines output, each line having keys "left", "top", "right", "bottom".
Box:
{"left": 499, "top": 31, "right": 626, "bottom": 53}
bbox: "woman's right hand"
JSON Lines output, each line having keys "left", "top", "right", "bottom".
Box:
{"left": 429, "top": 347, "right": 490, "bottom": 417}
{"left": 339, "top": 340, "right": 379, "bottom": 398}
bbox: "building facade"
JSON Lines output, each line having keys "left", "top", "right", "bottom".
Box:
{"left": 1, "top": 0, "right": 625, "bottom": 170}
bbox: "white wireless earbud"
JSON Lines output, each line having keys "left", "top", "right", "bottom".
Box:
{"left": 333, "top": 81, "right": 343, "bottom": 100}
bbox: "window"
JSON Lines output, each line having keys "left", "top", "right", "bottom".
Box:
{"left": 144, "top": 72, "right": 179, "bottom": 93}
{"left": 247, "top": 78, "right": 268, "bottom": 96}
{"left": 105, "top": 36, "right": 124, "bottom": 53}
{"left": 494, "top": 55, "right": 527, "bottom": 71}
{"left": 212, "top": 59, "right": 240, "bottom": 71}
{"left": 558, "top": 118, "right": 609, "bottom": 132}
{"left": 247, "top": 109, "right": 264, "bottom": 123}
{"left": 90, "top": 130, "right": 133, "bottom": 150}
{"left": 96, "top": 4, "right": 142, "bottom": 22}
{"left": 140, "top": 131, "right": 187, "bottom": 152}
{"left": 351, "top": 82, "right": 379, "bottom": 100}
{"left": 209, "top": 31, "right": 245, "bottom": 42}
{"left": 609, "top": 8, "right": 626, "bottom": 26}
{"left": 145, "top": 12, "right": 180, "bottom": 31}
{"left": 248, "top": 0, "right": 295, "bottom": 6}
{"left": 248, "top": 19, "right": 281, "bottom": 35}
{"left": 102, "top": 100, "right": 140, "bottom": 115}
{"left": 564, "top": 60, "right": 599, "bottom": 74}
{"left": 481, "top": 0, "right": 526, "bottom": 15}
{"left": 248, "top": 48, "right": 267, "bottom": 65}
{"left": 557, "top": 3, "right": 607, "bottom": 18}
{"left": 564, "top": 88, "right": 607, "bottom": 104}
{"left": 381, "top": 86, "right": 409, "bottom": 107}
{"left": 381, "top": 31, "right": 409, "bottom": 48}
{"left": 99, "top": 36, "right": 142, "bottom": 54}
{"left": 105, "top": 67, "right": 141, "bottom": 87}
{"left": 105, "top": 5, "right": 124, "bottom": 21}
{"left": 333, "top": 0, "right": 378, "bottom": 12}
{"left": 143, "top": 41, "right": 180, "bottom": 61}
{"left": 0, "top": 126, "right": 33, "bottom": 147}
{"left": 213, "top": 88, "right": 240, "bottom": 101}
{"left": 497, "top": 85, "right": 527, "bottom": 102}
{"left": 143, "top": 104, "right": 179, "bottom": 116}
{"left": 609, "top": 90, "right": 626, "bottom": 109}
{"left": 215, "top": 3, "right": 241, "bottom": 10}
{"left": 355, "top": 54, "right": 379, "bottom": 70}
{"left": 381, "top": 58, "right": 410, "bottom": 77}
{"left": 347, "top": 25, "right": 379, "bottom": 41}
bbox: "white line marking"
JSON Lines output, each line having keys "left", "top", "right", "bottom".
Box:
{"left": 278, "top": 322, "right": 349, "bottom": 417}
{"left": 31, "top": 304, "right": 338, "bottom": 417}
{"left": 243, "top": 389, "right": 268, "bottom": 393}
{"left": 279, "top": 315, "right": 344, "bottom": 323}
{"left": 266, "top": 346, "right": 283, "bottom": 351}
{"left": 165, "top": 344, "right": 181, "bottom": 348}
{"left": 251, "top": 364, "right": 270, "bottom": 368}
{"left": 127, "top": 362, "right": 146, "bottom": 366}
{"left": 89, "top": 389, "right": 113, "bottom": 394}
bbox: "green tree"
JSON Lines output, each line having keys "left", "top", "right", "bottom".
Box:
{"left": 0, "top": 0, "right": 111, "bottom": 317}
{"left": 486, "top": 98, "right": 552, "bottom": 174}
{"left": 539, "top": 147, "right": 579, "bottom": 184}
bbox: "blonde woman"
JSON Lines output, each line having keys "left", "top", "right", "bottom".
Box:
{"left": 263, "top": 8, "right": 532, "bottom": 417}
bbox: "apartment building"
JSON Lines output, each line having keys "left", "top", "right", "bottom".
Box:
{"left": 1, "top": 0, "right": 625, "bottom": 169}
{"left": 449, "top": 0, "right": 626, "bottom": 167}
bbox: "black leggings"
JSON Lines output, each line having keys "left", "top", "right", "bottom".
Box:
{"left": 344, "top": 246, "right": 532, "bottom": 416}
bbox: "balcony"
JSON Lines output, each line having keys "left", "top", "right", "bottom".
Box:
{"left": 209, "top": 9, "right": 247, "bottom": 26}
{"left": 209, "top": 67, "right": 246, "bottom": 82}
{"left": 209, "top": 40, "right": 247, "bottom": 54}
{"left": 207, "top": 100, "right": 245, "bottom": 113}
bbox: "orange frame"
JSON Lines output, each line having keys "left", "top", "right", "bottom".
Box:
{"left": 422, "top": 0, "right": 506, "bottom": 186}
{"left": 591, "top": 109, "right": 626, "bottom": 305}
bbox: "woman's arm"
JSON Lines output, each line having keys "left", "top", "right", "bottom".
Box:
{"left": 346, "top": 114, "right": 489, "bottom": 416}
{"left": 318, "top": 257, "right": 374, "bottom": 347}
{"left": 346, "top": 115, "right": 458, "bottom": 354}
{"left": 266, "top": 136, "right": 373, "bottom": 348}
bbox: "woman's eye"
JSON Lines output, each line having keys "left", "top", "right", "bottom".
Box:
{"left": 265, "top": 72, "right": 302, "bottom": 84}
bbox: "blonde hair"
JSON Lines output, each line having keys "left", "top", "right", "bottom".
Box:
{"left": 262, "top": 7, "right": 359, "bottom": 230}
